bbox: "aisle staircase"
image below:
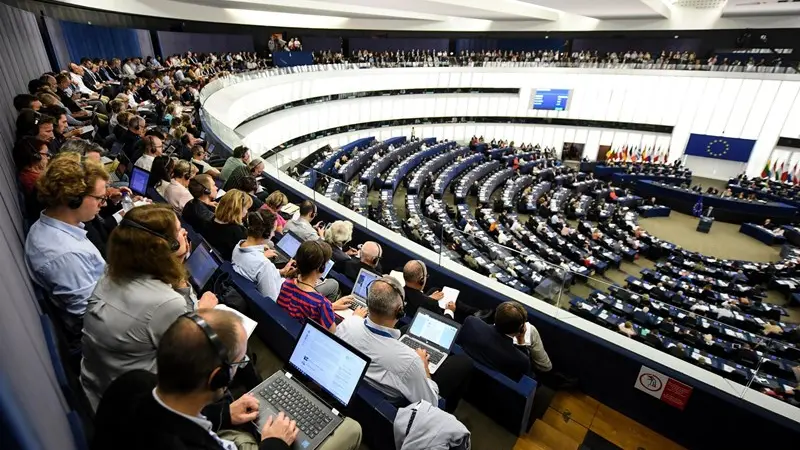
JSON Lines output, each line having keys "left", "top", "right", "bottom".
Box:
{"left": 514, "top": 391, "right": 686, "bottom": 450}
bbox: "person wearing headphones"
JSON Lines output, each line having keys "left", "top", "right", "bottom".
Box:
{"left": 191, "top": 144, "right": 221, "bottom": 178}
{"left": 343, "top": 241, "right": 383, "bottom": 280}
{"left": 335, "top": 276, "right": 473, "bottom": 413}
{"left": 204, "top": 189, "right": 252, "bottom": 260}
{"left": 92, "top": 308, "right": 303, "bottom": 450}
{"left": 164, "top": 159, "right": 197, "bottom": 213}
{"left": 122, "top": 115, "right": 146, "bottom": 161}
{"left": 25, "top": 154, "right": 109, "bottom": 340}
{"left": 182, "top": 174, "right": 217, "bottom": 234}
{"left": 133, "top": 134, "right": 163, "bottom": 171}
{"left": 277, "top": 240, "right": 349, "bottom": 332}
{"left": 284, "top": 199, "right": 326, "bottom": 242}
{"left": 80, "top": 204, "right": 219, "bottom": 410}
{"left": 14, "top": 136, "right": 51, "bottom": 195}
{"left": 456, "top": 301, "right": 552, "bottom": 383}
{"left": 233, "top": 210, "right": 297, "bottom": 300}
{"left": 401, "top": 260, "right": 486, "bottom": 323}
{"left": 220, "top": 145, "right": 251, "bottom": 182}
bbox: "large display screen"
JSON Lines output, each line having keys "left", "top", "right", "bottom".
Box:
{"left": 531, "top": 89, "right": 572, "bottom": 111}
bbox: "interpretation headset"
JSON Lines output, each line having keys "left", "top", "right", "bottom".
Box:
{"left": 367, "top": 277, "right": 406, "bottom": 319}
{"left": 189, "top": 177, "right": 212, "bottom": 196}
{"left": 245, "top": 210, "right": 272, "bottom": 239}
{"left": 174, "top": 160, "right": 192, "bottom": 181}
{"left": 66, "top": 157, "right": 88, "bottom": 210}
{"left": 414, "top": 260, "right": 428, "bottom": 285}
{"left": 182, "top": 312, "right": 232, "bottom": 391}
{"left": 119, "top": 217, "right": 181, "bottom": 252}
{"left": 373, "top": 243, "right": 383, "bottom": 266}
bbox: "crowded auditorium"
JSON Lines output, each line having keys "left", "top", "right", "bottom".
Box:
{"left": 3, "top": 1, "right": 800, "bottom": 449}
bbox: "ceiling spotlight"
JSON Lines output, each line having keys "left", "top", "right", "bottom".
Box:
{"left": 545, "top": 35, "right": 550, "bottom": 39}
{"left": 674, "top": 35, "right": 679, "bottom": 39}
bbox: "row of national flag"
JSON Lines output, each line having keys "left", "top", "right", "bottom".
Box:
{"left": 605, "top": 146, "right": 669, "bottom": 164}
{"left": 760, "top": 158, "right": 800, "bottom": 184}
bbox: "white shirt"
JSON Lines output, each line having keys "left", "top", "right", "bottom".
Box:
{"left": 335, "top": 317, "right": 439, "bottom": 405}
{"left": 134, "top": 154, "right": 154, "bottom": 172}
{"left": 70, "top": 72, "right": 93, "bottom": 95}
{"left": 152, "top": 389, "right": 236, "bottom": 450}
{"left": 231, "top": 242, "right": 284, "bottom": 300}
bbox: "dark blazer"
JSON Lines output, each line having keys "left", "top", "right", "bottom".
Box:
{"left": 182, "top": 199, "right": 216, "bottom": 235}
{"left": 92, "top": 370, "right": 288, "bottom": 450}
{"left": 343, "top": 258, "right": 382, "bottom": 281}
{"left": 82, "top": 70, "right": 101, "bottom": 92}
{"left": 84, "top": 214, "right": 118, "bottom": 258}
{"left": 330, "top": 245, "right": 352, "bottom": 274}
{"left": 57, "top": 88, "right": 83, "bottom": 113}
{"left": 456, "top": 316, "right": 531, "bottom": 382}
{"left": 203, "top": 221, "right": 247, "bottom": 260}
{"left": 404, "top": 286, "right": 446, "bottom": 318}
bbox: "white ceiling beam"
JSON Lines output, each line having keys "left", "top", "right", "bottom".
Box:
{"left": 422, "top": 0, "right": 562, "bottom": 21}
{"left": 213, "top": 0, "right": 451, "bottom": 21}
{"left": 639, "top": 0, "right": 672, "bottom": 18}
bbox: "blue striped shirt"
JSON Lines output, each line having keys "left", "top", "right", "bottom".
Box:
{"left": 277, "top": 279, "right": 335, "bottom": 329}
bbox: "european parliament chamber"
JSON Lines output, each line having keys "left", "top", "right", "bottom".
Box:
{"left": 4, "top": 2, "right": 800, "bottom": 450}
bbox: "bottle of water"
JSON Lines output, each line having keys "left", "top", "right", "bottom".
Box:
{"left": 121, "top": 193, "right": 134, "bottom": 212}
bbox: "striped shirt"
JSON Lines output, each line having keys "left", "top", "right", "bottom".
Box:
{"left": 276, "top": 279, "right": 335, "bottom": 329}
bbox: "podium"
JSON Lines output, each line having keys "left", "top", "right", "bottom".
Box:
{"left": 696, "top": 216, "right": 714, "bottom": 233}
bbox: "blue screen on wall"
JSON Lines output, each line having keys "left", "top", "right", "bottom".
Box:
{"left": 531, "top": 89, "right": 572, "bottom": 111}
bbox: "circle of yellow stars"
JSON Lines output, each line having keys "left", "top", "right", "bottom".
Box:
{"left": 705, "top": 138, "right": 730, "bottom": 157}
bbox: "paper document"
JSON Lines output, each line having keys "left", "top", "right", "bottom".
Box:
{"left": 80, "top": 125, "right": 95, "bottom": 135}
{"left": 388, "top": 270, "right": 405, "bottom": 287}
{"left": 215, "top": 305, "right": 258, "bottom": 338}
{"left": 722, "top": 364, "right": 734, "bottom": 373}
{"left": 215, "top": 188, "right": 226, "bottom": 200}
{"left": 438, "top": 287, "right": 460, "bottom": 309}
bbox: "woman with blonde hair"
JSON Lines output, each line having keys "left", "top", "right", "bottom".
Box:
{"left": 203, "top": 189, "right": 252, "bottom": 259}
{"left": 80, "top": 203, "right": 218, "bottom": 410}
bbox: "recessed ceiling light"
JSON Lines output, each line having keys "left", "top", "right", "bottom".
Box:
{"left": 545, "top": 35, "right": 549, "bottom": 39}
{"left": 674, "top": 35, "right": 679, "bottom": 38}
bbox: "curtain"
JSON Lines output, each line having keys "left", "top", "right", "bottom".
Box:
{"left": 157, "top": 31, "right": 254, "bottom": 57}
{"left": 60, "top": 20, "right": 142, "bottom": 62}
{"left": 0, "top": 4, "right": 78, "bottom": 450}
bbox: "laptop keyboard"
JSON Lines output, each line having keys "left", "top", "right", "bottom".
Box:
{"left": 402, "top": 338, "right": 445, "bottom": 365}
{"left": 259, "top": 377, "right": 332, "bottom": 439}
{"left": 348, "top": 298, "right": 367, "bottom": 310}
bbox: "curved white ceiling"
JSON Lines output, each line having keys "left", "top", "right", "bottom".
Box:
{"left": 52, "top": 0, "right": 800, "bottom": 30}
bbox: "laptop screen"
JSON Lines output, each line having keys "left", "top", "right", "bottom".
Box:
{"left": 130, "top": 167, "right": 150, "bottom": 196}
{"left": 276, "top": 232, "right": 302, "bottom": 258}
{"left": 352, "top": 269, "right": 380, "bottom": 299}
{"left": 409, "top": 309, "right": 459, "bottom": 350}
{"left": 186, "top": 243, "right": 219, "bottom": 291}
{"left": 320, "top": 260, "right": 334, "bottom": 279}
{"left": 289, "top": 321, "right": 369, "bottom": 407}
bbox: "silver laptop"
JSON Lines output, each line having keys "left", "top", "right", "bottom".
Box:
{"left": 249, "top": 319, "right": 370, "bottom": 450}
{"left": 349, "top": 268, "right": 380, "bottom": 310}
{"left": 399, "top": 309, "right": 461, "bottom": 374}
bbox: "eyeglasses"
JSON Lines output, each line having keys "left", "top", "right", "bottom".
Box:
{"left": 230, "top": 354, "right": 250, "bottom": 369}
{"left": 86, "top": 193, "right": 108, "bottom": 205}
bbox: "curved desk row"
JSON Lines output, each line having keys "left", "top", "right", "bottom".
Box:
{"left": 728, "top": 184, "right": 800, "bottom": 210}
{"left": 611, "top": 173, "right": 691, "bottom": 187}
{"left": 634, "top": 181, "right": 798, "bottom": 224}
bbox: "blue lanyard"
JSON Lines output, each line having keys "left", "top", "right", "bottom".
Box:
{"left": 364, "top": 321, "right": 394, "bottom": 338}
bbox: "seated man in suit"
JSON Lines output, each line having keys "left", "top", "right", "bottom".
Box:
{"left": 92, "top": 308, "right": 307, "bottom": 450}
{"left": 402, "top": 260, "right": 485, "bottom": 323}
{"left": 457, "top": 301, "right": 571, "bottom": 388}
{"left": 343, "top": 241, "right": 383, "bottom": 280}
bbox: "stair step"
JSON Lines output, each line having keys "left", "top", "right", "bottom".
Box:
{"left": 541, "top": 408, "right": 589, "bottom": 444}
{"left": 548, "top": 391, "right": 600, "bottom": 428}
{"left": 527, "top": 419, "right": 581, "bottom": 450}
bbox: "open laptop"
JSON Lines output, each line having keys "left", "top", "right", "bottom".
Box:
{"left": 129, "top": 166, "right": 150, "bottom": 196}
{"left": 185, "top": 242, "right": 220, "bottom": 293}
{"left": 275, "top": 231, "right": 303, "bottom": 261}
{"left": 399, "top": 309, "right": 461, "bottom": 374}
{"left": 349, "top": 268, "right": 380, "bottom": 310}
{"left": 249, "top": 319, "right": 370, "bottom": 450}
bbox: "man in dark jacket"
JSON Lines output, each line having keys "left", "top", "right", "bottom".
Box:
{"left": 92, "top": 308, "right": 297, "bottom": 450}
{"left": 343, "top": 241, "right": 383, "bottom": 280}
{"left": 401, "top": 259, "right": 483, "bottom": 323}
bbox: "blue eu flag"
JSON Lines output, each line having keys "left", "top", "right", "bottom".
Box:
{"left": 692, "top": 197, "right": 703, "bottom": 217}
{"left": 684, "top": 134, "right": 755, "bottom": 163}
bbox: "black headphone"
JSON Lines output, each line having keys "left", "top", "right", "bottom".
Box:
{"left": 367, "top": 277, "right": 405, "bottom": 319}
{"left": 182, "top": 312, "right": 232, "bottom": 391}
{"left": 120, "top": 218, "right": 181, "bottom": 252}
{"left": 25, "top": 137, "right": 44, "bottom": 162}
{"left": 245, "top": 211, "right": 272, "bottom": 239}
{"left": 189, "top": 177, "right": 212, "bottom": 195}
{"left": 66, "top": 158, "right": 87, "bottom": 209}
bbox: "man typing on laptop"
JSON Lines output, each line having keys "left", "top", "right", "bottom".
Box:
{"left": 335, "top": 276, "right": 473, "bottom": 413}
